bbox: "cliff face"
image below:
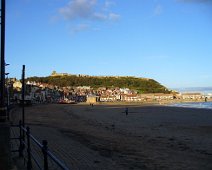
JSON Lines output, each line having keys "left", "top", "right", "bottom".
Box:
{"left": 27, "top": 75, "right": 170, "bottom": 94}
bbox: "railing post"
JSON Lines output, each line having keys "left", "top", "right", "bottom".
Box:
{"left": 22, "top": 65, "right": 26, "bottom": 144}
{"left": 42, "top": 140, "right": 48, "bottom": 170}
{"left": 19, "top": 120, "right": 23, "bottom": 157}
{"left": 26, "top": 127, "right": 32, "bottom": 170}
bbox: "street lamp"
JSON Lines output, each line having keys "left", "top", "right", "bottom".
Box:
{"left": 5, "top": 61, "right": 10, "bottom": 119}
{"left": 5, "top": 73, "right": 9, "bottom": 109}
{"left": 0, "top": 0, "right": 6, "bottom": 121}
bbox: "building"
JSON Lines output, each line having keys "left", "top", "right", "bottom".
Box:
{"left": 181, "top": 93, "right": 203, "bottom": 100}
{"left": 121, "top": 94, "right": 141, "bottom": 102}
{"left": 86, "top": 95, "right": 99, "bottom": 103}
{"left": 100, "top": 95, "right": 117, "bottom": 102}
{"left": 13, "top": 81, "right": 22, "bottom": 91}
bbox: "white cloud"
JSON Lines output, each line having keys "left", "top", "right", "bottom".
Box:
{"left": 109, "top": 13, "right": 120, "bottom": 21}
{"left": 58, "top": 0, "right": 120, "bottom": 21}
{"left": 93, "top": 12, "right": 107, "bottom": 20}
{"left": 72, "top": 23, "right": 90, "bottom": 33}
{"left": 104, "top": 0, "right": 115, "bottom": 8}
{"left": 59, "top": 0, "right": 96, "bottom": 20}
{"left": 57, "top": 0, "right": 120, "bottom": 34}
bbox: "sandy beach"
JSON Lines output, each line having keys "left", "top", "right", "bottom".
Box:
{"left": 11, "top": 103, "right": 212, "bottom": 170}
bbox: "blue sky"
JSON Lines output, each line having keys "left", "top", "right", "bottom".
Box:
{"left": 5, "top": 0, "right": 212, "bottom": 88}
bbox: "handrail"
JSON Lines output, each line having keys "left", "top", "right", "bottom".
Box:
{"left": 30, "top": 153, "right": 42, "bottom": 170}
{"left": 11, "top": 122, "right": 70, "bottom": 170}
{"left": 29, "top": 133, "right": 43, "bottom": 148}
{"left": 20, "top": 126, "right": 26, "bottom": 131}
{"left": 29, "top": 133, "right": 69, "bottom": 169}
{"left": 47, "top": 150, "right": 69, "bottom": 170}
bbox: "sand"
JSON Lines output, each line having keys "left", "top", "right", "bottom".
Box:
{"left": 10, "top": 104, "right": 212, "bottom": 170}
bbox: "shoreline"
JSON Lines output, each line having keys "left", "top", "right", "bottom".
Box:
{"left": 72, "top": 99, "right": 212, "bottom": 107}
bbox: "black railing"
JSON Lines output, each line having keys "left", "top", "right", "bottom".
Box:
{"left": 11, "top": 121, "right": 69, "bottom": 170}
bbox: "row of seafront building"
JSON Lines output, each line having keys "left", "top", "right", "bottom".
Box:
{"left": 10, "top": 79, "right": 212, "bottom": 104}
{"left": 96, "top": 92, "right": 210, "bottom": 103}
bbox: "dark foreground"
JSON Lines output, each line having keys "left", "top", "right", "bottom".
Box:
{"left": 11, "top": 104, "right": 212, "bottom": 170}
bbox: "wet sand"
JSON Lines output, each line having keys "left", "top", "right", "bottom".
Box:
{"left": 11, "top": 104, "right": 212, "bottom": 170}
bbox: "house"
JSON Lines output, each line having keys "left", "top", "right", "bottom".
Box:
{"left": 13, "top": 81, "right": 22, "bottom": 91}
{"left": 77, "top": 86, "right": 91, "bottom": 90}
{"left": 154, "top": 93, "right": 174, "bottom": 100}
{"left": 100, "top": 95, "right": 108, "bottom": 102}
{"left": 181, "top": 93, "right": 203, "bottom": 100}
{"left": 140, "top": 94, "right": 155, "bottom": 101}
{"left": 76, "top": 95, "right": 87, "bottom": 102}
{"left": 121, "top": 94, "right": 141, "bottom": 102}
{"left": 34, "top": 89, "right": 46, "bottom": 103}
{"left": 100, "top": 95, "right": 117, "bottom": 102}
{"left": 120, "top": 88, "right": 132, "bottom": 94}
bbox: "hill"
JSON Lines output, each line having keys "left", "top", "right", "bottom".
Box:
{"left": 27, "top": 74, "right": 170, "bottom": 94}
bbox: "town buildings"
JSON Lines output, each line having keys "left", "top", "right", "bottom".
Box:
{"left": 9, "top": 80, "right": 212, "bottom": 104}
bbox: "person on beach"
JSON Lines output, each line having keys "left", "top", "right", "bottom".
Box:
{"left": 125, "top": 107, "right": 128, "bottom": 116}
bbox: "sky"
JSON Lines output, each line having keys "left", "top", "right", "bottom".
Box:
{"left": 4, "top": 0, "right": 212, "bottom": 89}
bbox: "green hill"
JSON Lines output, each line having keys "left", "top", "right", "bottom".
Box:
{"left": 27, "top": 75, "right": 170, "bottom": 94}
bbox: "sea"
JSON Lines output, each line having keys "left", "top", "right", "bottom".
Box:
{"left": 170, "top": 102, "right": 212, "bottom": 110}
{"left": 170, "top": 87, "right": 212, "bottom": 110}
{"left": 173, "top": 87, "right": 212, "bottom": 95}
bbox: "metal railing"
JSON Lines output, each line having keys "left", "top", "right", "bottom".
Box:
{"left": 11, "top": 120, "right": 69, "bottom": 170}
